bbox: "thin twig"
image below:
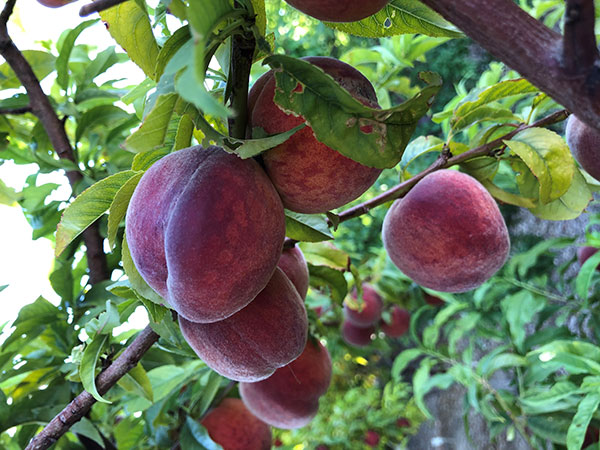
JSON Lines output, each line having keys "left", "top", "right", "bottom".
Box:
{"left": 25, "top": 326, "right": 159, "bottom": 450}
{"left": 0, "top": 105, "right": 32, "bottom": 115}
{"left": 79, "top": 0, "right": 128, "bottom": 17}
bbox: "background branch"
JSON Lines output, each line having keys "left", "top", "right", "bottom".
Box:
{"left": 0, "top": 105, "right": 31, "bottom": 114}
{"left": 79, "top": 0, "right": 128, "bottom": 17}
{"left": 25, "top": 325, "right": 160, "bottom": 450}
{"left": 0, "top": 0, "right": 109, "bottom": 283}
{"left": 419, "top": 0, "right": 600, "bottom": 132}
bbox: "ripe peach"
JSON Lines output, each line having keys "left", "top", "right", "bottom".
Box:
{"left": 126, "top": 146, "right": 285, "bottom": 323}
{"left": 397, "top": 418, "right": 411, "bottom": 427}
{"left": 278, "top": 246, "right": 309, "bottom": 299}
{"left": 37, "top": 0, "right": 75, "bottom": 7}
{"left": 200, "top": 398, "right": 272, "bottom": 450}
{"left": 380, "top": 306, "right": 410, "bottom": 338}
{"left": 341, "top": 320, "right": 375, "bottom": 348}
{"left": 577, "top": 246, "right": 600, "bottom": 268}
{"left": 249, "top": 57, "right": 382, "bottom": 213}
{"left": 239, "top": 339, "right": 332, "bottom": 429}
{"left": 566, "top": 115, "right": 600, "bottom": 181}
{"left": 424, "top": 293, "right": 445, "bottom": 306}
{"left": 364, "top": 430, "right": 380, "bottom": 447}
{"left": 382, "top": 170, "right": 510, "bottom": 292}
{"left": 284, "top": 0, "right": 389, "bottom": 22}
{"left": 179, "top": 268, "right": 308, "bottom": 382}
{"left": 344, "top": 284, "right": 383, "bottom": 327}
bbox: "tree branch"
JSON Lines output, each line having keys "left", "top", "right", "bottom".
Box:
{"left": 563, "top": 0, "right": 598, "bottom": 74}
{"left": 25, "top": 325, "right": 160, "bottom": 450}
{"left": 79, "top": 0, "right": 128, "bottom": 17}
{"left": 419, "top": 0, "right": 600, "bottom": 132}
{"left": 0, "top": 105, "right": 32, "bottom": 115}
{"left": 227, "top": 32, "right": 256, "bottom": 139}
{"left": 0, "top": 0, "right": 109, "bottom": 282}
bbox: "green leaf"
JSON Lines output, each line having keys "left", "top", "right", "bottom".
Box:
{"left": 307, "top": 264, "right": 347, "bottom": 304}
{"left": 75, "top": 105, "right": 131, "bottom": 142}
{"left": 2, "top": 297, "right": 61, "bottom": 351}
{"left": 399, "top": 135, "right": 444, "bottom": 175}
{"left": 265, "top": 55, "right": 441, "bottom": 169}
{"left": 422, "top": 302, "right": 468, "bottom": 349}
{"left": 114, "top": 416, "right": 145, "bottom": 449}
{"left": 326, "top": 0, "right": 462, "bottom": 38}
{"left": 506, "top": 237, "right": 574, "bottom": 278}
{"left": 131, "top": 149, "right": 171, "bottom": 171}
{"left": 567, "top": 393, "right": 600, "bottom": 450}
{"left": 70, "top": 417, "right": 104, "bottom": 448}
{"left": 501, "top": 291, "right": 545, "bottom": 352}
{"left": 174, "top": 114, "right": 194, "bottom": 150}
{"left": 155, "top": 25, "right": 191, "bottom": 80}
{"left": 139, "top": 297, "right": 169, "bottom": 324}
{"left": 124, "top": 94, "right": 179, "bottom": 153}
{"left": 0, "top": 50, "right": 56, "bottom": 89}
{"left": 180, "top": 416, "right": 223, "bottom": 450}
{"left": 505, "top": 127, "right": 575, "bottom": 204}
{"left": 521, "top": 381, "right": 581, "bottom": 415}
{"left": 576, "top": 247, "right": 600, "bottom": 300}
{"left": 451, "top": 106, "right": 520, "bottom": 134}
{"left": 413, "top": 358, "right": 435, "bottom": 419}
{"left": 118, "top": 362, "right": 153, "bottom": 401}
{"left": 528, "top": 414, "right": 571, "bottom": 445}
{"left": 107, "top": 172, "right": 143, "bottom": 249}
{"left": 480, "top": 353, "right": 527, "bottom": 377}
{"left": 147, "top": 361, "right": 204, "bottom": 402}
{"left": 79, "top": 334, "right": 110, "bottom": 404}
{"left": 55, "top": 170, "right": 139, "bottom": 256}
{"left": 452, "top": 79, "right": 538, "bottom": 127}
{"left": 448, "top": 312, "right": 480, "bottom": 356}
{"left": 56, "top": 20, "right": 98, "bottom": 89}
{"left": 121, "top": 235, "right": 167, "bottom": 306}
{"left": 0, "top": 179, "right": 21, "bottom": 206}
{"left": 285, "top": 211, "right": 333, "bottom": 242}
{"left": 300, "top": 242, "right": 349, "bottom": 270}
{"left": 195, "top": 372, "right": 223, "bottom": 417}
{"left": 391, "top": 348, "right": 422, "bottom": 380}
{"left": 100, "top": 1, "right": 160, "bottom": 79}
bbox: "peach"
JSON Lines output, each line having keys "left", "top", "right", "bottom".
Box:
{"left": 200, "top": 398, "right": 272, "bottom": 450}
{"left": 239, "top": 339, "right": 332, "bottom": 429}
{"left": 341, "top": 320, "right": 375, "bottom": 348}
{"left": 424, "top": 293, "right": 445, "bottom": 306}
{"left": 566, "top": 115, "right": 600, "bottom": 181}
{"left": 126, "top": 146, "right": 285, "bottom": 323}
{"left": 577, "top": 246, "right": 600, "bottom": 268}
{"left": 250, "top": 56, "right": 382, "bottom": 213}
{"left": 278, "top": 245, "right": 310, "bottom": 299}
{"left": 380, "top": 306, "right": 410, "bottom": 338}
{"left": 284, "top": 0, "right": 389, "bottom": 22}
{"left": 37, "top": 0, "right": 75, "bottom": 7}
{"left": 179, "top": 268, "right": 307, "bottom": 382}
{"left": 344, "top": 284, "right": 383, "bottom": 327}
{"left": 364, "top": 430, "right": 380, "bottom": 447}
{"left": 382, "top": 170, "right": 510, "bottom": 292}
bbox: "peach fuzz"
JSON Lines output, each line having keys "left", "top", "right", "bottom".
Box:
{"left": 249, "top": 56, "right": 382, "bottom": 213}
{"left": 179, "top": 268, "right": 307, "bottom": 382}
{"left": 200, "top": 398, "right": 272, "bottom": 450}
{"left": 278, "top": 245, "right": 310, "bottom": 299}
{"left": 382, "top": 170, "right": 510, "bottom": 293}
{"left": 343, "top": 283, "right": 383, "bottom": 327}
{"left": 239, "top": 339, "right": 332, "bottom": 429}
{"left": 125, "top": 146, "right": 285, "bottom": 323}
{"left": 284, "top": 0, "right": 389, "bottom": 22}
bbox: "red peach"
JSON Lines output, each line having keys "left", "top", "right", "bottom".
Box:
{"left": 424, "top": 293, "right": 445, "bottom": 306}
{"left": 37, "top": 0, "right": 75, "bottom": 7}
{"left": 250, "top": 57, "right": 382, "bottom": 213}
{"left": 364, "top": 430, "right": 380, "bottom": 447}
{"left": 344, "top": 284, "right": 383, "bottom": 327}
{"left": 577, "top": 246, "right": 600, "bottom": 269}
{"left": 380, "top": 306, "right": 410, "bottom": 338}
{"left": 284, "top": 0, "right": 389, "bottom": 22}
{"left": 341, "top": 321, "right": 375, "bottom": 348}
{"left": 240, "top": 339, "right": 332, "bottom": 429}
{"left": 179, "top": 268, "right": 307, "bottom": 382}
{"left": 397, "top": 418, "right": 411, "bottom": 427}
{"left": 200, "top": 398, "right": 271, "bottom": 450}
{"left": 278, "top": 245, "right": 310, "bottom": 299}
{"left": 126, "top": 146, "right": 285, "bottom": 323}
{"left": 382, "top": 170, "right": 510, "bottom": 292}
{"left": 566, "top": 115, "right": 600, "bottom": 181}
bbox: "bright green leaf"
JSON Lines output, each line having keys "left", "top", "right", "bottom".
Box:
{"left": 79, "top": 334, "right": 110, "bottom": 404}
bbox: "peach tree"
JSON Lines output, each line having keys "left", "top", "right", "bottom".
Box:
{"left": 1, "top": 0, "right": 600, "bottom": 449}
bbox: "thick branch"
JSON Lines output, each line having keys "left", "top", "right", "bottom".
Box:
{"left": 563, "top": 0, "right": 598, "bottom": 74}
{"left": 0, "top": 0, "right": 109, "bottom": 282}
{"left": 419, "top": 0, "right": 600, "bottom": 132}
{"left": 227, "top": 31, "right": 256, "bottom": 139}
{"left": 26, "top": 325, "right": 159, "bottom": 450}
{"left": 79, "top": 0, "right": 128, "bottom": 17}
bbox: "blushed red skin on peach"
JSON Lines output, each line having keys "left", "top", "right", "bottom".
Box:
{"left": 382, "top": 170, "right": 510, "bottom": 293}
{"left": 566, "top": 115, "right": 600, "bottom": 181}
{"left": 250, "top": 57, "right": 382, "bottom": 213}
{"left": 381, "top": 306, "right": 410, "bottom": 338}
{"left": 424, "top": 293, "right": 445, "bottom": 306}
{"left": 37, "top": 0, "right": 74, "bottom": 7}
{"left": 200, "top": 398, "right": 272, "bottom": 450}
{"left": 126, "top": 146, "right": 285, "bottom": 323}
{"left": 578, "top": 246, "right": 600, "bottom": 270}
{"left": 278, "top": 246, "right": 310, "bottom": 299}
{"left": 240, "top": 339, "right": 332, "bottom": 429}
{"left": 284, "top": 0, "right": 389, "bottom": 22}
{"left": 397, "top": 418, "right": 411, "bottom": 428}
{"left": 344, "top": 283, "right": 383, "bottom": 327}
{"left": 179, "top": 268, "right": 307, "bottom": 382}
{"left": 364, "top": 430, "right": 380, "bottom": 447}
{"left": 341, "top": 321, "right": 375, "bottom": 347}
